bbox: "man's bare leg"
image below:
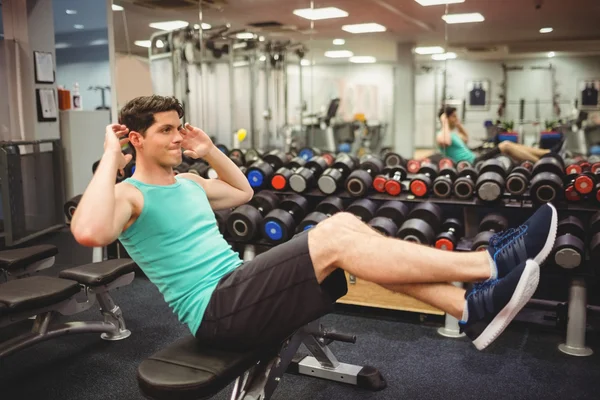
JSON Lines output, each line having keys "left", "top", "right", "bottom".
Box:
{"left": 498, "top": 141, "right": 550, "bottom": 163}
{"left": 308, "top": 212, "right": 492, "bottom": 285}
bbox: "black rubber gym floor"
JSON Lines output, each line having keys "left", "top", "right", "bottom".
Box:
{"left": 1, "top": 232, "right": 599, "bottom": 399}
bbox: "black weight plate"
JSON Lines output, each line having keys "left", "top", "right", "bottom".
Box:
{"left": 432, "top": 175, "right": 453, "bottom": 198}
{"left": 480, "top": 159, "right": 507, "bottom": 177}
{"left": 383, "top": 152, "right": 405, "bottom": 167}
{"left": 360, "top": 155, "right": 384, "bottom": 176}
{"left": 553, "top": 234, "right": 584, "bottom": 269}
{"left": 453, "top": 177, "right": 475, "bottom": 199}
{"left": 439, "top": 167, "right": 458, "bottom": 181}
{"left": 214, "top": 208, "right": 233, "bottom": 235}
{"left": 590, "top": 232, "right": 600, "bottom": 261}
{"left": 458, "top": 167, "right": 478, "bottom": 179}
{"left": 532, "top": 157, "right": 564, "bottom": 178}
{"left": 298, "top": 211, "right": 328, "bottom": 232}
{"left": 557, "top": 216, "right": 585, "bottom": 238}
{"left": 368, "top": 216, "right": 398, "bottom": 237}
{"left": 375, "top": 201, "right": 409, "bottom": 224}
{"left": 419, "top": 163, "right": 438, "bottom": 178}
{"left": 472, "top": 230, "right": 494, "bottom": 251}
{"left": 345, "top": 169, "right": 373, "bottom": 197}
{"left": 263, "top": 150, "right": 288, "bottom": 170}
{"left": 262, "top": 209, "right": 296, "bottom": 243}
{"left": 476, "top": 171, "right": 505, "bottom": 202}
{"left": 530, "top": 172, "right": 563, "bottom": 203}
{"left": 227, "top": 205, "right": 262, "bottom": 240}
{"left": 397, "top": 218, "right": 435, "bottom": 245}
{"left": 318, "top": 168, "right": 343, "bottom": 194}
{"left": 505, "top": 172, "right": 528, "bottom": 195}
{"left": 408, "top": 202, "right": 442, "bottom": 231}
{"left": 316, "top": 196, "right": 345, "bottom": 215}
{"left": 250, "top": 191, "right": 280, "bottom": 214}
{"left": 280, "top": 194, "right": 309, "bottom": 221}
{"left": 590, "top": 211, "right": 600, "bottom": 235}
{"left": 441, "top": 218, "right": 463, "bottom": 236}
{"left": 480, "top": 214, "right": 508, "bottom": 232}
{"left": 347, "top": 198, "right": 379, "bottom": 222}
{"left": 289, "top": 167, "right": 315, "bottom": 193}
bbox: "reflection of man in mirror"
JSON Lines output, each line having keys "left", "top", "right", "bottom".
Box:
{"left": 582, "top": 81, "right": 599, "bottom": 107}
{"left": 469, "top": 81, "right": 487, "bottom": 106}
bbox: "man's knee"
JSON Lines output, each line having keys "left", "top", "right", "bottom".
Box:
{"left": 498, "top": 140, "right": 512, "bottom": 152}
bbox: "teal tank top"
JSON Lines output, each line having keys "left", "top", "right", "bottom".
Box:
{"left": 438, "top": 131, "right": 476, "bottom": 164}
{"left": 118, "top": 176, "right": 243, "bottom": 335}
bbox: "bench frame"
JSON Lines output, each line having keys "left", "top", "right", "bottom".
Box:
{"left": 0, "top": 271, "right": 134, "bottom": 359}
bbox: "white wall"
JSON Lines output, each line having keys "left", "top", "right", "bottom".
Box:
{"left": 115, "top": 52, "right": 153, "bottom": 110}
{"left": 55, "top": 46, "right": 111, "bottom": 111}
{"left": 415, "top": 55, "right": 600, "bottom": 148}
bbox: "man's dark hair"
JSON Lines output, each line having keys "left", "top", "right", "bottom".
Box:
{"left": 119, "top": 95, "right": 184, "bottom": 136}
{"left": 438, "top": 106, "right": 457, "bottom": 118}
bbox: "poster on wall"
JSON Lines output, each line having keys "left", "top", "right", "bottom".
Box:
{"left": 578, "top": 79, "right": 600, "bottom": 110}
{"left": 465, "top": 79, "right": 491, "bottom": 111}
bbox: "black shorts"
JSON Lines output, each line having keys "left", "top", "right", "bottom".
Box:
{"left": 195, "top": 230, "right": 348, "bottom": 351}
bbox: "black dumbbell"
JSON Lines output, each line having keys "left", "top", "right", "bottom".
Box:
{"left": 271, "top": 157, "right": 307, "bottom": 191}
{"left": 471, "top": 214, "right": 509, "bottom": 251}
{"left": 318, "top": 153, "right": 360, "bottom": 195}
{"left": 529, "top": 153, "right": 565, "bottom": 203}
{"left": 434, "top": 218, "right": 464, "bottom": 251}
{"left": 552, "top": 216, "right": 586, "bottom": 269}
{"left": 409, "top": 162, "right": 439, "bottom": 197}
{"left": 289, "top": 156, "right": 332, "bottom": 193}
{"left": 397, "top": 202, "right": 443, "bottom": 245}
{"left": 214, "top": 208, "right": 233, "bottom": 236}
{"left": 456, "top": 160, "right": 472, "bottom": 172}
{"left": 368, "top": 201, "right": 409, "bottom": 237}
{"left": 432, "top": 167, "right": 458, "bottom": 198}
{"left": 226, "top": 191, "right": 280, "bottom": 241}
{"left": 297, "top": 196, "right": 345, "bottom": 232}
{"left": 382, "top": 151, "right": 406, "bottom": 168}
{"left": 247, "top": 150, "right": 289, "bottom": 189}
{"left": 188, "top": 162, "right": 211, "bottom": 177}
{"left": 589, "top": 212, "right": 600, "bottom": 262}
{"left": 243, "top": 148, "right": 262, "bottom": 167}
{"left": 476, "top": 156, "right": 513, "bottom": 201}
{"left": 452, "top": 167, "right": 479, "bottom": 200}
{"left": 174, "top": 162, "right": 191, "bottom": 175}
{"left": 228, "top": 148, "right": 246, "bottom": 166}
{"left": 505, "top": 161, "right": 533, "bottom": 196}
{"left": 345, "top": 155, "right": 385, "bottom": 197}
{"left": 346, "top": 198, "right": 379, "bottom": 222}
{"left": 262, "top": 194, "right": 310, "bottom": 244}
{"left": 64, "top": 195, "right": 82, "bottom": 222}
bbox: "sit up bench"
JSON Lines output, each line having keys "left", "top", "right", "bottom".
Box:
{"left": 0, "top": 244, "right": 58, "bottom": 281}
{"left": 137, "top": 319, "right": 386, "bottom": 399}
{"left": 0, "top": 250, "right": 136, "bottom": 359}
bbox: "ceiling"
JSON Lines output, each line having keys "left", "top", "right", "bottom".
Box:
{"left": 9, "top": 0, "right": 600, "bottom": 62}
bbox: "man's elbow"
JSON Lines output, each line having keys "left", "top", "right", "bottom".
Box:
{"left": 71, "top": 224, "right": 113, "bottom": 248}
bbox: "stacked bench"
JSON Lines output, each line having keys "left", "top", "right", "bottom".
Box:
{"left": 0, "top": 245, "right": 136, "bottom": 359}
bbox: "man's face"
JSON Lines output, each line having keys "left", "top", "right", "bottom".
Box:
{"left": 133, "top": 110, "right": 183, "bottom": 167}
{"left": 447, "top": 111, "right": 458, "bottom": 128}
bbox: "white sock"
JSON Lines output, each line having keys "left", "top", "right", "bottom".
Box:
{"left": 461, "top": 303, "right": 469, "bottom": 322}
{"left": 487, "top": 251, "right": 497, "bottom": 281}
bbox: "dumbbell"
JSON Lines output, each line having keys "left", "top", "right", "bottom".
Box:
{"left": 271, "top": 157, "right": 307, "bottom": 191}
{"left": 573, "top": 171, "right": 598, "bottom": 196}
{"left": 64, "top": 195, "right": 82, "bottom": 222}
{"left": 406, "top": 158, "right": 430, "bottom": 174}
{"left": 552, "top": 216, "right": 586, "bottom": 269}
{"left": 174, "top": 162, "right": 191, "bottom": 175}
{"left": 435, "top": 218, "right": 464, "bottom": 251}
{"left": 298, "top": 196, "right": 345, "bottom": 232}
{"left": 529, "top": 153, "right": 565, "bottom": 203}
{"left": 381, "top": 150, "right": 406, "bottom": 168}
{"left": 226, "top": 191, "right": 280, "bottom": 241}
{"left": 505, "top": 161, "right": 533, "bottom": 196}
{"left": 438, "top": 157, "right": 455, "bottom": 170}
{"left": 589, "top": 212, "right": 600, "bottom": 262}
{"left": 228, "top": 148, "right": 246, "bottom": 166}
{"left": 246, "top": 150, "right": 289, "bottom": 189}
{"left": 317, "top": 153, "right": 360, "bottom": 195}
{"left": 214, "top": 208, "right": 233, "bottom": 236}
{"left": 346, "top": 198, "right": 379, "bottom": 222}
{"left": 345, "top": 155, "right": 385, "bottom": 197}
{"left": 372, "top": 166, "right": 407, "bottom": 196}
{"left": 471, "top": 214, "right": 509, "bottom": 251}
{"left": 289, "top": 156, "right": 332, "bottom": 193}
{"left": 432, "top": 167, "right": 458, "bottom": 198}
{"left": 298, "top": 146, "right": 321, "bottom": 161}
{"left": 397, "top": 202, "right": 443, "bottom": 245}
{"left": 367, "top": 201, "right": 409, "bottom": 237}
{"left": 262, "top": 194, "right": 310, "bottom": 244}
{"left": 476, "top": 155, "right": 513, "bottom": 201}
{"left": 409, "top": 163, "right": 439, "bottom": 197}
{"left": 456, "top": 160, "right": 472, "bottom": 172}
{"left": 452, "top": 167, "right": 479, "bottom": 200}
{"left": 188, "top": 162, "right": 211, "bottom": 177}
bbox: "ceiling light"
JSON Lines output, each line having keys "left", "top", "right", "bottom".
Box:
{"left": 540, "top": 27, "right": 553, "bottom": 34}
{"left": 236, "top": 32, "right": 255, "bottom": 39}
{"left": 342, "top": 23, "right": 386, "bottom": 34}
{"left": 293, "top": 7, "right": 348, "bottom": 21}
{"left": 333, "top": 39, "right": 345, "bottom": 45}
{"left": 350, "top": 56, "right": 376, "bottom": 63}
{"left": 301, "top": 59, "right": 314, "bottom": 66}
{"left": 55, "top": 43, "right": 70, "bottom": 49}
{"left": 259, "top": 55, "right": 267, "bottom": 62}
{"left": 325, "top": 50, "right": 354, "bottom": 58}
{"left": 259, "top": 36, "right": 265, "bottom": 42}
{"left": 193, "top": 23, "right": 212, "bottom": 29}
{"left": 432, "top": 52, "right": 457, "bottom": 60}
{"left": 90, "top": 39, "right": 108, "bottom": 46}
{"left": 415, "top": 0, "right": 464, "bottom": 5}
{"left": 135, "top": 40, "right": 151, "bottom": 48}
{"left": 442, "top": 13, "right": 485, "bottom": 24}
{"left": 74, "top": 24, "right": 84, "bottom": 30}
{"left": 414, "top": 46, "right": 445, "bottom": 54}
{"left": 156, "top": 40, "right": 165, "bottom": 49}
{"left": 65, "top": 9, "right": 77, "bottom": 15}
{"left": 233, "top": 61, "right": 249, "bottom": 67}
{"left": 548, "top": 51, "right": 556, "bottom": 58}
{"left": 112, "top": 4, "right": 124, "bottom": 11}
{"left": 149, "top": 20, "right": 190, "bottom": 31}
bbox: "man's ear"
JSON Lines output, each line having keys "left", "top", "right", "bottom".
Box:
{"left": 128, "top": 130, "right": 143, "bottom": 146}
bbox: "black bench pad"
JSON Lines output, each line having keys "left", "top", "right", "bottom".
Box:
{"left": 0, "top": 276, "right": 80, "bottom": 316}
{"left": 138, "top": 336, "right": 275, "bottom": 400}
{"left": 0, "top": 245, "right": 57, "bottom": 271}
{"left": 58, "top": 259, "right": 136, "bottom": 287}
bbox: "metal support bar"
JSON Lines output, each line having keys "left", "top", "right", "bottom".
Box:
{"left": 558, "top": 278, "right": 593, "bottom": 357}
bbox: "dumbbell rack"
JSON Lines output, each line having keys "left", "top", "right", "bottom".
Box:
{"left": 228, "top": 183, "right": 600, "bottom": 357}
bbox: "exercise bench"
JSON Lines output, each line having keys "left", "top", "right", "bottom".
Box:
{"left": 0, "top": 244, "right": 58, "bottom": 281}
{"left": 137, "top": 319, "right": 386, "bottom": 399}
{"left": 0, "top": 258, "right": 136, "bottom": 359}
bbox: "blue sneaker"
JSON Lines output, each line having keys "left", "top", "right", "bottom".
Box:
{"left": 488, "top": 203, "right": 557, "bottom": 279}
{"left": 460, "top": 259, "right": 540, "bottom": 350}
